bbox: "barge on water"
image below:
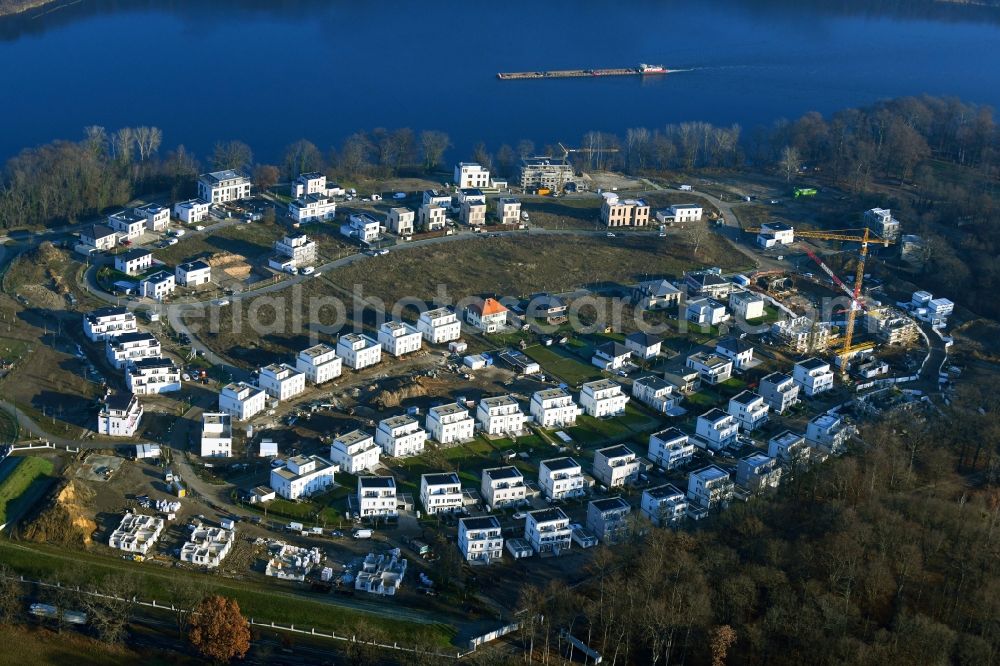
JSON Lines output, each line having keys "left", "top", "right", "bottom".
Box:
{"left": 497, "top": 63, "right": 672, "bottom": 81}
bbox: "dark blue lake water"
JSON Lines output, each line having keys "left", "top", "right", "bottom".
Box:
{"left": 2, "top": 0, "right": 999, "bottom": 163}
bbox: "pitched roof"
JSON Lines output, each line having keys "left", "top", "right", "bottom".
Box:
{"left": 470, "top": 297, "right": 508, "bottom": 317}
{"left": 596, "top": 341, "right": 630, "bottom": 358}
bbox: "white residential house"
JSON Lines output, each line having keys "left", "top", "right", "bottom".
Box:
{"left": 476, "top": 395, "right": 526, "bottom": 436}
{"left": 759, "top": 372, "right": 800, "bottom": 414}
{"left": 687, "top": 465, "right": 735, "bottom": 510}
{"left": 200, "top": 412, "right": 233, "bottom": 457}
{"left": 97, "top": 393, "right": 143, "bottom": 437}
{"left": 579, "top": 379, "right": 629, "bottom": 417}
{"left": 648, "top": 427, "right": 695, "bottom": 470}
{"left": 337, "top": 333, "right": 382, "bottom": 370}
{"left": 685, "top": 271, "right": 732, "bottom": 299}
{"left": 420, "top": 472, "right": 463, "bottom": 515}
{"left": 417, "top": 307, "right": 461, "bottom": 344}
{"left": 641, "top": 484, "right": 688, "bottom": 526}
{"left": 481, "top": 466, "right": 526, "bottom": 509}
{"left": 460, "top": 200, "right": 487, "bottom": 226}
{"left": 378, "top": 321, "right": 422, "bottom": 357}
{"left": 330, "top": 429, "right": 381, "bottom": 474}
{"left": 387, "top": 207, "right": 415, "bottom": 235}
{"left": 631, "top": 375, "right": 676, "bottom": 414}
{"left": 525, "top": 508, "right": 572, "bottom": 555}
{"left": 140, "top": 271, "right": 175, "bottom": 300}
{"left": 295, "top": 343, "right": 342, "bottom": 384}
{"left": 83, "top": 307, "right": 137, "bottom": 342}
{"left": 591, "top": 342, "right": 632, "bottom": 370}
{"left": 258, "top": 363, "right": 306, "bottom": 401}
{"left": 587, "top": 497, "right": 631, "bottom": 544}
{"left": 173, "top": 198, "right": 209, "bottom": 224}
{"left": 291, "top": 172, "right": 334, "bottom": 198}
{"left": 175, "top": 260, "right": 211, "bottom": 287}
{"left": 695, "top": 408, "right": 739, "bottom": 451}
{"left": 793, "top": 357, "right": 835, "bottom": 397}
{"left": 864, "top": 207, "right": 900, "bottom": 240}
{"left": 496, "top": 197, "right": 521, "bottom": 225}
{"left": 270, "top": 455, "right": 336, "bottom": 500}
{"left": 465, "top": 297, "right": 509, "bottom": 333}
{"left": 198, "top": 170, "right": 251, "bottom": 204}
{"left": 805, "top": 413, "right": 856, "bottom": 455}
{"left": 80, "top": 224, "right": 118, "bottom": 251}
{"left": 625, "top": 332, "right": 661, "bottom": 360}
{"left": 218, "top": 381, "right": 266, "bottom": 420}
{"left": 601, "top": 194, "right": 651, "bottom": 227}
{"left": 454, "top": 162, "right": 490, "bottom": 189}
{"left": 686, "top": 298, "right": 730, "bottom": 327}
{"left": 729, "top": 290, "right": 765, "bottom": 320}
{"left": 422, "top": 189, "right": 452, "bottom": 208}
{"left": 727, "top": 390, "right": 770, "bottom": 432}
{"left": 108, "top": 209, "right": 147, "bottom": 240}
{"left": 418, "top": 203, "right": 446, "bottom": 231}
{"left": 426, "top": 403, "right": 475, "bottom": 444}
{"left": 106, "top": 332, "right": 161, "bottom": 369}
{"left": 135, "top": 203, "right": 170, "bottom": 232}
{"left": 714, "top": 336, "right": 755, "bottom": 370}
{"left": 375, "top": 415, "right": 427, "bottom": 458}
{"left": 670, "top": 203, "right": 703, "bottom": 222}
{"left": 768, "top": 430, "right": 813, "bottom": 467}
{"left": 756, "top": 222, "right": 795, "bottom": 248}
{"left": 686, "top": 352, "right": 733, "bottom": 385}
{"left": 529, "top": 388, "right": 581, "bottom": 428}
{"left": 288, "top": 195, "right": 336, "bottom": 223}
{"left": 114, "top": 249, "right": 153, "bottom": 276}
{"left": 592, "top": 445, "right": 640, "bottom": 488}
{"left": 538, "top": 457, "right": 585, "bottom": 500}
{"left": 357, "top": 476, "right": 397, "bottom": 519}
{"left": 341, "top": 213, "right": 382, "bottom": 243}
{"left": 125, "top": 357, "right": 180, "bottom": 395}
{"left": 273, "top": 233, "right": 317, "bottom": 267}
{"left": 736, "top": 453, "right": 782, "bottom": 493}
{"left": 458, "top": 516, "right": 504, "bottom": 564}
{"left": 632, "top": 279, "right": 682, "bottom": 310}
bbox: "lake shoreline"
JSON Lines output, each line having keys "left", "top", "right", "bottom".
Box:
{"left": 0, "top": 0, "right": 78, "bottom": 19}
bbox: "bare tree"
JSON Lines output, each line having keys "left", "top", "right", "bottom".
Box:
{"left": 111, "top": 127, "right": 134, "bottom": 165}
{"left": 253, "top": 164, "right": 280, "bottom": 192}
{"left": 419, "top": 130, "right": 451, "bottom": 171}
{"left": 82, "top": 126, "right": 108, "bottom": 158}
{"left": 516, "top": 139, "right": 535, "bottom": 159}
{"left": 0, "top": 564, "right": 21, "bottom": 625}
{"left": 779, "top": 145, "right": 802, "bottom": 182}
{"left": 282, "top": 139, "right": 324, "bottom": 179}
{"left": 472, "top": 141, "right": 494, "bottom": 171}
{"left": 79, "top": 574, "right": 137, "bottom": 645}
{"left": 133, "top": 126, "right": 162, "bottom": 161}
{"left": 211, "top": 140, "right": 253, "bottom": 171}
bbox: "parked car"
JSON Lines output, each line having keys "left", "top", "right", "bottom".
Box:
{"left": 301, "top": 266, "right": 315, "bottom": 275}
{"left": 606, "top": 232, "right": 616, "bottom": 238}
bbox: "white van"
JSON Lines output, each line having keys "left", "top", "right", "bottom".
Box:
{"left": 353, "top": 528, "right": 373, "bottom": 539}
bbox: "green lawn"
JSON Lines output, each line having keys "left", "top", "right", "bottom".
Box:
{"left": 0, "top": 456, "right": 53, "bottom": 525}
{"left": 0, "top": 410, "right": 18, "bottom": 445}
{"left": 523, "top": 345, "right": 603, "bottom": 386}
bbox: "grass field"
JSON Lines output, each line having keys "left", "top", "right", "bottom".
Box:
{"left": 0, "top": 625, "right": 174, "bottom": 666}
{"left": 152, "top": 221, "right": 287, "bottom": 265}
{"left": 0, "top": 456, "right": 53, "bottom": 525}
{"left": 0, "top": 410, "right": 18, "bottom": 445}
{"left": 523, "top": 345, "right": 603, "bottom": 386}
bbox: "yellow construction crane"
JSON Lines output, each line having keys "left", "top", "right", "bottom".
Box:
{"left": 745, "top": 226, "right": 892, "bottom": 369}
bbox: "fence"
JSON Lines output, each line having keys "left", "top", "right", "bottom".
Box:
{"left": 467, "top": 621, "right": 521, "bottom": 650}
{"left": 855, "top": 375, "right": 918, "bottom": 392}
{"left": 9, "top": 441, "right": 80, "bottom": 454}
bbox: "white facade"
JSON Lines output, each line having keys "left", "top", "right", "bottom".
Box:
{"left": 114, "top": 249, "right": 153, "bottom": 276}
{"left": 109, "top": 513, "right": 164, "bottom": 554}
{"left": 631, "top": 375, "right": 676, "bottom": 414}
{"left": 757, "top": 222, "right": 795, "bottom": 248}
{"left": 592, "top": 445, "right": 640, "bottom": 488}
{"left": 175, "top": 260, "right": 211, "bottom": 287}
{"left": 686, "top": 352, "right": 733, "bottom": 385}
{"left": 715, "top": 336, "right": 755, "bottom": 371}
{"left": 198, "top": 170, "right": 251, "bottom": 204}
{"left": 686, "top": 298, "right": 730, "bottom": 326}
{"left": 591, "top": 342, "right": 632, "bottom": 370}
{"left": 768, "top": 430, "right": 812, "bottom": 466}
{"left": 687, "top": 465, "right": 734, "bottom": 509}
{"left": 97, "top": 393, "right": 143, "bottom": 437}
{"left": 288, "top": 195, "right": 336, "bottom": 223}
{"left": 793, "top": 358, "right": 835, "bottom": 397}
{"left": 529, "top": 388, "right": 581, "bottom": 428}
{"left": 378, "top": 321, "right": 423, "bottom": 357}
{"left": 625, "top": 332, "right": 661, "bottom": 360}
{"left": 460, "top": 200, "right": 487, "bottom": 226}
{"left": 805, "top": 413, "right": 856, "bottom": 455}
{"left": 106, "top": 332, "right": 161, "bottom": 369}
{"left": 525, "top": 508, "right": 572, "bottom": 555}
{"left": 80, "top": 224, "right": 117, "bottom": 251}
{"left": 864, "top": 207, "right": 900, "bottom": 240}
{"left": 641, "top": 484, "right": 688, "bottom": 526}
{"left": 258, "top": 363, "right": 306, "bottom": 401}
{"left": 538, "top": 457, "right": 585, "bottom": 500}
{"left": 180, "top": 527, "right": 234, "bottom": 568}
{"left": 736, "top": 453, "right": 782, "bottom": 493}
{"left": 729, "top": 290, "right": 765, "bottom": 320}
{"left": 727, "top": 390, "right": 770, "bottom": 432}
{"left": 292, "top": 172, "right": 334, "bottom": 198}
{"left": 426, "top": 403, "right": 475, "bottom": 444}
{"left": 135, "top": 203, "right": 170, "bottom": 232}
{"left": 295, "top": 343, "right": 342, "bottom": 384}
{"left": 579, "top": 379, "right": 629, "bottom": 417}
{"left": 587, "top": 497, "right": 632, "bottom": 544}
{"left": 458, "top": 516, "right": 503, "bottom": 563}
{"left": 330, "top": 429, "right": 381, "bottom": 474}
{"left": 476, "top": 395, "right": 526, "bottom": 436}
{"left": 337, "top": 333, "right": 382, "bottom": 370}
{"left": 274, "top": 233, "right": 317, "bottom": 267}
{"left": 200, "top": 412, "right": 233, "bottom": 457}
{"left": 387, "top": 207, "right": 415, "bottom": 235}
{"left": 669, "top": 203, "right": 703, "bottom": 223}
{"left": 454, "top": 162, "right": 490, "bottom": 189}
{"left": 173, "top": 198, "right": 209, "bottom": 224}
{"left": 375, "top": 415, "right": 427, "bottom": 458}
{"left": 357, "top": 476, "right": 397, "bottom": 518}
{"left": 695, "top": 408, "right": 739, "bottom": 450}
{"left": 481, "top": 466, "right": 526, "bottom": 509}
{"left": 270, "top": 455, "right": 336, "bottom": 500}
{"left": 218, "top": 381, "right": 266, "bottom": 420}
{"left": 125, "top": 357, "right": 180, "bottom": 395}
{"left": 648, "top": 427, "right": 695, "bottom": 470}
{"left": 417, "top": 307, "right": 461, "bottom": 344}
{"left": 420, "top": 472, "right": 463, "bottom": 515}
{"left": 418, "top": 203, "right": 446, "bottom": 231}
{"left": 465, "top": 298, "right": 508, "bottom": 333}
{"left": 341, "top": 213, "right": 382, "bottom": 243}
{"left": 496, "top": 197, "right": 521, "bottom": 225}
{"left": 108, "top": 209, "right": 146, "bottom": 240}
{"left": 759, "top": 372, "right": 800, "bottom": 413}
{"left": 140, "top": 271, "right": 176, "bottom": 300}
{"left": 84, "top": 307, "right": 137, "bottom": 342}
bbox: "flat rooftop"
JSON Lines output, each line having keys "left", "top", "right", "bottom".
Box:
{"left": 541, "top": 457, "right": 580, "bottom": 472}
{"left": 596, "top": 444, "right": 634, "bottom": 460}
{"left": 422, "top": 472, "right": 460, "bottom": 486}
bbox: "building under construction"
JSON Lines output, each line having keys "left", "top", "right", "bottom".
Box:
{"left": 771, "top": 316, "right": 833, "bottom": 353}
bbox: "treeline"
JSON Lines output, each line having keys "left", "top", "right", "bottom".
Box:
{"left": 508, "top": 380, "right": 1000, "bottom": 666}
